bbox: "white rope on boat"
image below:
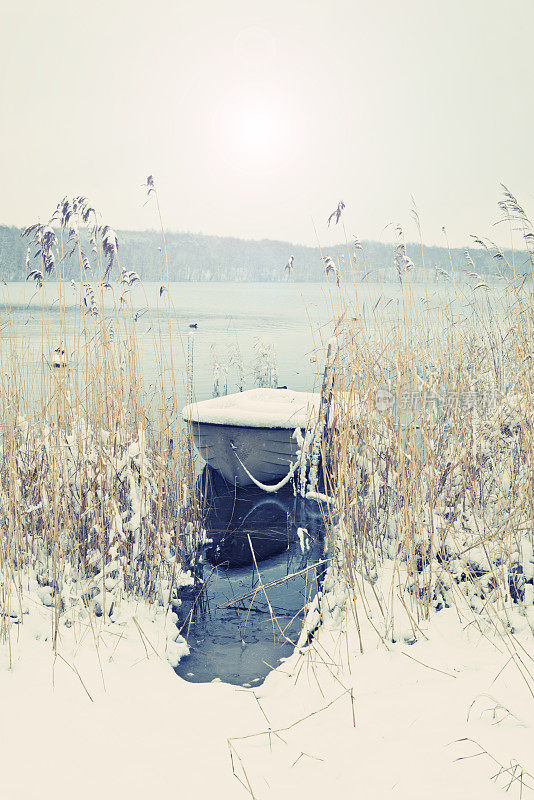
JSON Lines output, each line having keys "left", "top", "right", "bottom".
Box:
{"left": 229, "top": 444, "right": 335, "bottom": 503}
{"left": 229, "top": 442, "right": 301, "bottom": 493}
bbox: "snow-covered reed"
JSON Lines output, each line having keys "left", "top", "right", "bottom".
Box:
{"left": 320, "top": 189, "right": 534, "bottom": 689}
{"left": 0, "top": 194, "right": 203, "bottom": 661}
{"left": 253, "top": 337, "right": 278, "bottom": 388}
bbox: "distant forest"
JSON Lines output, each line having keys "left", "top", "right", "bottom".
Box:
{"left": 0, "top": 225, "right": 528, "bottom": 283}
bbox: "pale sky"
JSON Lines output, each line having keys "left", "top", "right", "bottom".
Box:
{"left": 1, "top": 0, "right": 533, "bottom": 247}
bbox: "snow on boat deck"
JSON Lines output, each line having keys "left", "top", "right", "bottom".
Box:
{"left": 182, "top": 388, "right": 321, "bottom": 429}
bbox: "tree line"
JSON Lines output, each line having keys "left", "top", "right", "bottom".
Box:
{"left": 0, "top": 225, "right": 526, "bottom": 283}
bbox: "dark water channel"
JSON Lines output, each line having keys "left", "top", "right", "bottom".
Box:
{"left": 174, "top": 472, "right": 328, "bottom": 687}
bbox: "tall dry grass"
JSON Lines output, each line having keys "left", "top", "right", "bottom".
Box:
{"left": 318, "top": 189, "right": 534, "bottom": 689}
{"left": 0, "top": 193, "right": 203, "bottom": 655}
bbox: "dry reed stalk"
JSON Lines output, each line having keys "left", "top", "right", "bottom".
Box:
{"left": 310, "top": 192, "right": 534, "bottom": 697}
{"left": 0, "top": 196, "right": 204, "bottom": 650}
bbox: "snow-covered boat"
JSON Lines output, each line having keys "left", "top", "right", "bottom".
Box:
{"left": 182, "top": 388, "right": 320, "bottom": 487}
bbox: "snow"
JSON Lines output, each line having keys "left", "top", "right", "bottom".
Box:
{"left": 2, "top": 554, "right": 533, "bottom": 800}
{"left": 297, "top": 526, "right": 309, "bottom": 553}
{"left": 182, "top": 388, "right": 321, "bottom": 429}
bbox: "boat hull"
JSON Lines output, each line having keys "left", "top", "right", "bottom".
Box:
{"left": 190, "top": 421, "right": 299, "bottom": 487}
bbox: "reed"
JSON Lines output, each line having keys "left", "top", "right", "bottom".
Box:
{"left": 318, "top": 189, "right": 534, "bottom": 688}
{"left": 0, "top": 193, "right": 203, "bottom": 656}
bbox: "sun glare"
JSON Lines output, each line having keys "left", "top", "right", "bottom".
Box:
{"left": 218, "top": 99, "right": 289, "bottom": 173}
{"left": 235, "top": 108, "right": 278, "bottom": 153}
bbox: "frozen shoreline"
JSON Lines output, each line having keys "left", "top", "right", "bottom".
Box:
{"left": 2, "top": 554, "right": 533, "bottom": 800}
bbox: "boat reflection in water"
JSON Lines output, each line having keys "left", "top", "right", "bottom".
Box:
{"left": 174, "top": 468, "right": 327, "bottom": 687}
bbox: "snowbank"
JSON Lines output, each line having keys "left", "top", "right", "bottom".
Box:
{"left": 2, "top": 554, "right": 533, "bottom": 800}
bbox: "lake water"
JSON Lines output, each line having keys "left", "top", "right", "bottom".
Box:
{"left": 174, "top": 473, "right": 327, "bottom": 686}
{"left": 0, "top": 279, "right": 479, "bottom": 412}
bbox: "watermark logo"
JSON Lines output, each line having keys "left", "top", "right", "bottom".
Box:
{"left": 375, "top": 389, "right": 395, "bottom": 411}
{"left": 374, "top": 389, "right": 500, "bottom": 412}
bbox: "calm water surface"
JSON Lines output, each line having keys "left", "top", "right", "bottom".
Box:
{"left": 0, "top": 280, "right": 478, "bottom": 409}
{"left": 174, "top": 474, "right": 327, "bottom": 686}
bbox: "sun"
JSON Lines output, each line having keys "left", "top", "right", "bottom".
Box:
{"left": 220, "top": 98, "right": 288, "bottom": 172}
{"left": 235, "top": 107, "right": 278, "bottom": 154}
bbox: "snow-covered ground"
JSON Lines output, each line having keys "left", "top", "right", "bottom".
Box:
{"left": 2, "top": 563, "right": 533, "bottom": 800}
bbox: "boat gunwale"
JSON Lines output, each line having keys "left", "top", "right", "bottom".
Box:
{"left": 188, "top": 420, "right": 307, "bottom": 436}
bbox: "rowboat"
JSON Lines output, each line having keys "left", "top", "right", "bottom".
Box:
{"left": 182, "top": 388, "right": 320, "bottom": 487}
